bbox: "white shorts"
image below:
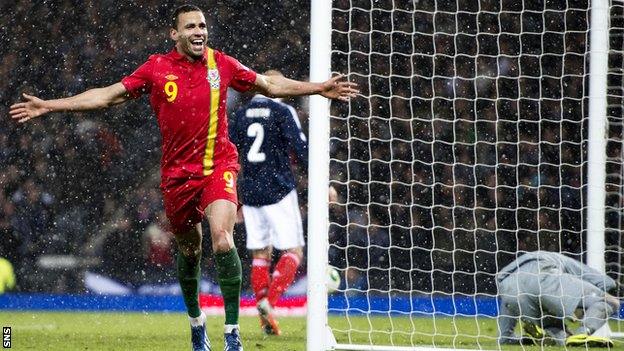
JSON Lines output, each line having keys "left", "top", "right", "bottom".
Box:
{"left": 243, "top": 189, "right": 304, "bottom": 250}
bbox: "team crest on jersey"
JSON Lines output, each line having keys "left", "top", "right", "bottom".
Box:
{"left": 207, "top": 69, "right": 220, "bottom": 89}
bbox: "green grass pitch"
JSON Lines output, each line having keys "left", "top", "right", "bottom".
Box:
{"left": 0, "top": 311, "right": 621, "bottom": 350}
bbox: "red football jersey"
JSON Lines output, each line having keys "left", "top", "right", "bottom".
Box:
{"left": 121, "top": 47, "right": 257, "bottom": 180}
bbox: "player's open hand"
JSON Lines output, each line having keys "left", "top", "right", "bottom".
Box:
{"left": 9, "top": 93, "right": 49, "bottom": 123}
{"left": 320, "top": 74, "right": 359, "bottom": 101}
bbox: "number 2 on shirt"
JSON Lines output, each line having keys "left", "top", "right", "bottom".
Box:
{"left": 164, "top": 81, "right": 178, "bottom": 102}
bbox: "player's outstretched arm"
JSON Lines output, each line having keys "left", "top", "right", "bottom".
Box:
{"left": 253, "top": 73, "right": 359, "bottom": 101}
{"left": 9, "top": 82, "right": 129, "bottom": 123}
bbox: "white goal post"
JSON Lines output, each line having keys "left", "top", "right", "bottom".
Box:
{"left": 307, "top": 0, "right": 332, "bottom": 350}
{"left": 308, "top": 0, "right": 623, "bottom": 350}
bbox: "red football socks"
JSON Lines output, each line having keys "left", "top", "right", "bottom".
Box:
{"left": 267, "top": 253, "right": 301, "bottom": 306}
{"left": 251, "top": 258, "right": 271, "bottom": 302}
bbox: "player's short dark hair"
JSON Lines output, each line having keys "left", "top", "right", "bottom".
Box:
{"left": 171, "top": 4, "right": 203, "bottom": 29}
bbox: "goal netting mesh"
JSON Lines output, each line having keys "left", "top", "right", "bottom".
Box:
{"left": 326, "top": 0, "right": 623, "bottom": 348}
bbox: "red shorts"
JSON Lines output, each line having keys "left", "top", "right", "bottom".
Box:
{"left": 161, "top": 168, "right": 238, "bottom": 233}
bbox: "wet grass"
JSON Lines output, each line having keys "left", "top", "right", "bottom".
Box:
{"left": 0, "top": 311, "right": 621, "bottom": 350}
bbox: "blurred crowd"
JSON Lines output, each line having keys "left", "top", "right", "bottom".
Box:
{"left": 328, "top": 0, "right": 623, "bottom": 295}
{"left": 0, "top": 0, "right": 622, "bottom": 297}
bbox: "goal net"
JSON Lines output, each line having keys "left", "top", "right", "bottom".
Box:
{"left": 306, "top": 0, "right": 624, "bottom": 349}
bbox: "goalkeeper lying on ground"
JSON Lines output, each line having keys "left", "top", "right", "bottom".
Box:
{"left": 497, "top": 251, "right": 620, "bottom": 347}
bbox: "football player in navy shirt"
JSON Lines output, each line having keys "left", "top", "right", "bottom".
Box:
{"left": 230, "top": 71, "right": 336, "bottom": 335}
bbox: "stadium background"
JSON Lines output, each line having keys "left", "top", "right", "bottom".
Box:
{"left": 0, "top": 0, "right": 621, "bottom": 303}
{"left": 328, "top": 0, "right": 591, "bottom": 297}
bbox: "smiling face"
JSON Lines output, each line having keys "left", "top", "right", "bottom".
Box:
{"left": 170, "top": 11, "right": 208, "bottom": 61}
